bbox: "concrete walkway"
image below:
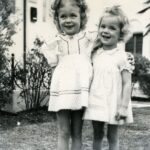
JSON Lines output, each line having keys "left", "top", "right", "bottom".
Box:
{"left": 132, "top": 101, "right": 150, "bottom": 108}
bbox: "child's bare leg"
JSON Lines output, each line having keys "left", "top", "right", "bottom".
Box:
{"left": 92, "top": 121, "right": 105, "bottom": 150}
{"left": 57, "top": 110, "right": 71, "bottom": 150}
{"left": 107, "top": 124, "right": 119, "bottom": 150}
{"left": 71, "top": 109, "right": 84, "bottom": 150}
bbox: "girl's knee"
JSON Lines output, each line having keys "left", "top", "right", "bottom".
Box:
{"left": 59, "top": 127, "right": 70, "bottom": 139}
{"left": 57, "top": 110, "right": 71, "bottom": 139}
{"left": 71, "top": 125, "right": 82, "bottom": 140}
{"left": 71, "top": 132, "right": 82, "bottom": 141}
{"left": 93, "top": 121, "right": 105, "bottom": 140}
{"left": 107, "top": 132, "right": 118, "bottom": 143}
{"left": 94, "top": 129, "right": 104, "bottom": 140}
{"left": 107, "top": 125, "right": 118, "bottom": 143}
{"left": 71, "top": 110, "right": 83, "bottom": 139}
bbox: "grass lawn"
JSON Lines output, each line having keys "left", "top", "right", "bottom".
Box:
{"left": 0, "top": 107, "right": 150, "bottom": 150}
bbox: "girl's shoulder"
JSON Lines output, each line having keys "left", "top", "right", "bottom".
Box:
{"left": 91, "top": 47, "right": 103, "bottom": 60}
{"left": 116, "top": 49, "right": 134, "bottom": 73}
{"left": 115, "top": 43, "right": 127, "bottom": 55}
{"left": 113, "top": 50, "right": 128, "bottom": 66}
{"left": 44, "top": 34, "right": 62, "bottom": 48}
{"left": 41, "top": 35, "right": 61, "bottom": 54}
{"left": 117, "top": 49, "right": 133, "bottom": 63}
{"left": 116, "top": 49, "right": 127, "bottom": 57}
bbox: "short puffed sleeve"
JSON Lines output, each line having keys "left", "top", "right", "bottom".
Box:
{"left": 118, "top": 51, "right": 134, "bottom": 73}
{"left": 41, "top": 38, "right": 60, "bottom": 67}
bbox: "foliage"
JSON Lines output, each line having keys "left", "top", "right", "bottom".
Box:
{"left": 138, "top": 0, "right": 150, "bottom": 36}
{"left": 0, "top": 60, "right": 13, "bottom": 108}
{"left": 133, "top": 54, "right": 150, "bottom": 98}
{"left": 0, "top": 0, "right": 16, "bottom": 108}
{"left": 14, "top": 38, "right": 52, "bottom": 109}
{"left": 0, "top": 0, "right": 16, "bottom": 70}
{"left": 132, "top": 54, "right": 150, "bottom": 83}
{"left": 138, "top": 73, "right": 150, "bottom": 97}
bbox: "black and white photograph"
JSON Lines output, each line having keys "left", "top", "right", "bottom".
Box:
{"left": 0, "top": 0, "right": 150, "bottom": 149}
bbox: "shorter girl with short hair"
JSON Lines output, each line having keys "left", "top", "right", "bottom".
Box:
{"left": 84, "top": 6, "right": 134, "bottom": 150}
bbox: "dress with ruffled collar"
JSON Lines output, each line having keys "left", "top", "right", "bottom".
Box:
{"left": 47, "top": 31, "right": 96, "bottom": 112}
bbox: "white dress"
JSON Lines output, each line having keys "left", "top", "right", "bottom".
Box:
{"left": 43, "top": 32, "right": 96, "bottom": 112}
{"left": 84, "top": 47, "right": 134, "bottom": 125}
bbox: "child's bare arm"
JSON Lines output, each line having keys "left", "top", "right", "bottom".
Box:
{"left": 116, "top": 70, "right": 132, "bottom": 121}
{"left": 121, "top": 70, "right": 132, "bottom": 108}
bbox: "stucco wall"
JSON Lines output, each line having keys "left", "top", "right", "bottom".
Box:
{"left": 10, "top": 0, "right": 150, "bottom": 61}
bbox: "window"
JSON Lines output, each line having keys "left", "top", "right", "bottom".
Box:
{"left": 30, "top": 7, "right": 37, "bottom": 22}
{"left": 125, "top": 33, "right": 143, "bottom": 55}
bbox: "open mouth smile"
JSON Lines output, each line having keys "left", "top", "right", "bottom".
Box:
{"left": 101, "top": 34, "right": 111, "bottom": 40}
{"left": 64, "top": 25, "right": 74, "bottom": 30}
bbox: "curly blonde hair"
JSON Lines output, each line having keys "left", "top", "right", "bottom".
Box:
{"left": 99, "top": 5, "right": 132, "bottom": 42}
{"left": 93, "top": 6, "right": 132, "bottom": 52}
{"left": 51, "top": 0, "right": 88, "bottom": 33}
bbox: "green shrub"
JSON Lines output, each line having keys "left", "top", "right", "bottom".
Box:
{"left": 133, "top": 54, "right": 150, "bottom": 98}
{"left": 14, "top": 38, "right": 52, "bottom": 109}
{"left": 0, "top": 55, "right": 13, "bottom": 109}
{"left": 0, "top": 0, "right": 17, "bottom": 109}
{"left": 139, "top": 74, "right": 150, "bottom": 97}
{"left": 133, "top": 54, "right": 150, "bottom": 83}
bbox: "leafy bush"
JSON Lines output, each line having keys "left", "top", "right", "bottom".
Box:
{"left": 0, "top": 61, "right": 12, "bottom": 108}
{"left": 0, "top": 0, "right": 17, "bottom": 108}
{"left": 133, "top": 54, "right": 150, "bottom": 98}
{"left": 0, "top": 0, "right": 17, "bottom": 70}
{"left": 14, "top": 38, "right": 52, "bottom": 109}
{"left": 139, "top": 74, "right": 150, "bottom": 97}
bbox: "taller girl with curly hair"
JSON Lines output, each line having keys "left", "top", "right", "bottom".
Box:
{"left": 43, "top": 0, "right": 96, "bottom": 149}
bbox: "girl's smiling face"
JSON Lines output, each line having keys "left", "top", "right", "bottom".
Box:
{"left": 58, "top": 4, "right": 81, "bottom": 36}
{"left": 99, "top": 15, "right": 121, "bottom": 50}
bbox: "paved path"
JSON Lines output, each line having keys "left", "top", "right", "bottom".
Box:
{"left": 132, "top": 101, "right": 150, "bottom": 108}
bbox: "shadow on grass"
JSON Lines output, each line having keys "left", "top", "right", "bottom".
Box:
{"left": 0, "top": 106, "right": 56, "bottom": 130}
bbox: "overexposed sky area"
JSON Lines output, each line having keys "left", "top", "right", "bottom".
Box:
{"left": 86, "top": 0, "right": 149, "bottom": 31}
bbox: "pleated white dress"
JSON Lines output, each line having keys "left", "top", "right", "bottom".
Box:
{"left": 84, "top": 47, "right": 134, "bottom": 125}
{"left": 43, "top": 32, "right": 96, "bottom": 112}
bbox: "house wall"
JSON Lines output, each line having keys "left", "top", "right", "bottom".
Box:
{"left": 143, "top": 35, "right": 150, "bottom": 59}
{"left": 10, "top": 0, "right": 56, "bottom": 62}
{"left": 9, "top": 0, "right": 24, "bottom": 61}
{"left": 130, "top": 20, "right": 150, "bottom": 60}
{"left": 10, "top": 0, "right": 150, "bottom": 61}
{"left": 26, "top": 0, "right": 56, "bottom": 49}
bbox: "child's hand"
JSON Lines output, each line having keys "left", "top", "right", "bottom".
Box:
{"left": 115, "top": 106, "right": 128, "bottom": 121}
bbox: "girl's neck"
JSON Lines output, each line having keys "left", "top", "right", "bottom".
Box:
{"left": 103, "top": 44, "right": 117, "bottom": 50}
{"left": 62, "top": 31, "right": 80, "bottom": 37}
{"left": 61, "top": 31, "right": 83, "bottom": 40}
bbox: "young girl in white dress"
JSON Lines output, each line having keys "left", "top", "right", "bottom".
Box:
{"left": 42, "top": 0, "right": 96, "bottom": 149}
{"left": 84, "top": 6, "right": 134, "bottom": 150}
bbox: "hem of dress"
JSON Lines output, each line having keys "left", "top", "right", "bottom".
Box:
{"left": 48, "top": 106, "right": 87, "bottom": 112}
{"left": 84, "top": 110, "right": 133, "bottom": 125}
{"left": 84, "top": 117, "right": 134, "bottom": 125}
